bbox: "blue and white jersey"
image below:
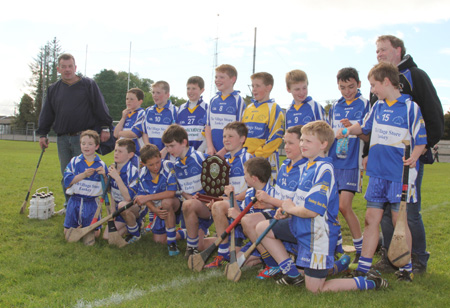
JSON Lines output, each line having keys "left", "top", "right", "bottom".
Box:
{"left": 225, "top": 147, "right": 253, "bottom": 195}
{"left": 64, "top": 154, "right": 107, "bottom": 198}
{"left": 290, "top": 157, "right": 340, "bottom": 269}
{"left": 328, "top": 91, "right": 370, "bottom": 169}
{"left": 137, "top": 160, "right": 178, "bottom": 197}
{"left": 132, "top": 100, "right": 178, "bottom": 151}
{"left": 274, "top": 157, "right": 308, "bottom": 201}
{"left": 362, "top": 94, "right": 427, "bottom": 184}
{"left": 119, "top": 107, "right": 145, "bottom": 155}
{"left": 173, "top": 147, "right": 208, "bottom": 195}
{"left": 177, "top": 98, "right": 208, "bottom": 150}
{"left": 207, "top": 91, "right": 245, "bottom": 151}
{"left": 110, "top": 160, "right": 139, "bottom": 204}
{"left": 242, "top": 182, "right": 275, "bottom": 215}
{"left": 285, "top": 96, "right": 325, "bottom": 129}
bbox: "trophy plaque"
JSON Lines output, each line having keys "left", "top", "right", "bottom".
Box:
{"left": 196, "top": 155, "right": 230, "bottom": 203}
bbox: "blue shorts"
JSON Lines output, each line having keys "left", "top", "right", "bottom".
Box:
{"left": 64, "top": 195, "right": 100, "bottom": 229}
{"left": 335, "top": 168, "right": 361, "bottom": 193}
{"left": 151, "top": 202, "right": 182, "bottom": 235}
{"left": 365, "top": 177, "right": 402, "bottom": 204}
{"left": 272, "top": 218, "right": 297, "bottom": 243}
{"left": 304, "top": 267, "right": 329, "bottom": 278}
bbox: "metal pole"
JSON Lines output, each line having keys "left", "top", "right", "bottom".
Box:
{"left": 252, "top": 27, "right": 257, "bottom": 74}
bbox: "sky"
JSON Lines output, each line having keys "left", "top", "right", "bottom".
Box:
{"left": 1, "top": 0, "right": 450, "bottom": 118}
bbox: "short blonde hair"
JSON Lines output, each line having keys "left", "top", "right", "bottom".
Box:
{"left": 251, "top": 72, "right": 274, "bottom": 87}
{"left": 301, "top": 121, "right": 334, "bottom": 152}
{"left": 286, "top": 69, "right": 308, "bottom": 89}
{"left": 152, "top": 81, "right": 170, "bottom": 94}
{"left": 368, "top": 62, "right": 400, "bottom": 89}
{"left": 216, "top": 64, "right": 238, "bottom": 79}
{"left": 80, "top": 130, "right": 100, "bottom": 146}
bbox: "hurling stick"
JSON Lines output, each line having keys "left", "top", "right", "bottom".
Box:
{"left": 388, "top": 140, "right": 411, "bottom": 267}
{"left": 188, "top": 197, "right": 257, "bottom": 272}
{"left": 223, "top": 192, "right": 236, "bottom": 278}
{"left": 227, "top": 218, "right": 279, "bottom": 282}
{"left": 20, "top": 148, "right": 45, "bottom": 214}
{"left": 65, "top": 201, "right": 134, "bottom": 242}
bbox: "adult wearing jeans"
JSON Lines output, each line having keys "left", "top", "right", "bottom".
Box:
{"left": 37, "top": 53, "right": 112, "bottom": 210}
{"left": 367, "top": 35, "right": 444, "bottom": 274}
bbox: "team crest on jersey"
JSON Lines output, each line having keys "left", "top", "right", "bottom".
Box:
{"left": 288, "top": 180, "right": 297, "bottom": 190}
{"left": 393, "top": 116, "right": 404, "bottom": 126}
{"left": 226, "top": 107, "right": 236, "bottom": 113}
{"left": 163, "top": 117, "right": 172, "bottom": 124}
{"left": 302, "top": 180, "right": 312, "bottom": 190}
{"left": 354, "top": 111, "right": 363, "bottom": 119}
{"left": 257, "top": 114, "right": 267, "bottom": 121}
{"left": 303, "top": 116, "right": 312, "bottom": 123}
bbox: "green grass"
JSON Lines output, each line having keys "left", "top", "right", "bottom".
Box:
{"left": 1, "top": 140, "right": 450, "bottom": 307}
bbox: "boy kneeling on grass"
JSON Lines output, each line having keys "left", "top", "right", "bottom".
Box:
{"left": 63, "top": 130, "right": 107, "bottom": 240}
{"left": 134, "top": 144, "right": 185, "bottom": 256}
{"left": 256, "top": 121, "right": 388, "bottom": 292}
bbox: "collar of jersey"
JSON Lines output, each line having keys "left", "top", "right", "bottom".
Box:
{"left": 289, "top": 96, "right": 312, "bottom": 109}
{"left": 251, "top": 98, "right": 274, "bottom": 108}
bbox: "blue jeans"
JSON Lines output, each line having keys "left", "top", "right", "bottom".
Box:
{"left": 57, "top": 135, "right": 81, "bottom": 205}
{"left": 380, "top": 161, "right": 429, "bottom": 267}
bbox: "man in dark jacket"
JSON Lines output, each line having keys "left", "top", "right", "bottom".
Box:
{"left": 37, "top": 53, "right": 113, "bottom": 209}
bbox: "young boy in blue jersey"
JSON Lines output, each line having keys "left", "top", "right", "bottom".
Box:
{"left": 121, "top": 81, "right": 178, "bottom": 160}
{"left": 63, "top": 130, "right": 107, "bottom": 239}
{"left": 114, "top": 88, "right": 146, "bottom": 164}
{"left": 328, "top": 68, "right": 370, "bottom": 263}
{"left": 285, "top": 70, "right": 325, "bottom": 130}
{"left": 243, "top": 72, "right": 285, "bottom": 185}
{"left": 246, "top": 125, "right": 308, "bottom": 277}
{"left": 337, "top": 62, "right": 427, "bottom": 282}
{"left": 133, "top": 144, "right": 184, "bottom": 256}
{"left": 121, "top": 81, "right": 178, "bottom": 231}
{"left": 203, "top": 121, "right": 253, "bottom": 268}
{"left": 256, "top": 121, "right": 388, "bottom": 292}
{"left": 102, "top": 139, "right": 141, "bottom": 244}
{"left": 161, "top": 124, "right": 210, "bottom": 258}
{"left": 205, "top": 64, "right": 246, "bottom": 158}
{"left": 177, "top": 76, "right": 208, "bottom": 152}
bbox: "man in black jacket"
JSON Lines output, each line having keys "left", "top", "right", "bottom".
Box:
{"left": 37, "top": 53, "right": 113, "bottom": 209}
{"left": 369, "top": 35, "right": 444, "bottom": 275}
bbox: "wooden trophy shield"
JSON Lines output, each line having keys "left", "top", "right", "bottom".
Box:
{"left": 196, "top": 155, "right": 230, "bottom": 203}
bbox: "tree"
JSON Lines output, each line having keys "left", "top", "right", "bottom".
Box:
{"left": 323, "top": 99, "right": 334, "bottom": 116}
{"left": 28, "top": 37, "right": 62, "bottom": 123}
{"left": 444, "top": 111, "right": 450, "bottom": 140}
{"left": 14, "top": 94, "right": 35, "bottom": 129}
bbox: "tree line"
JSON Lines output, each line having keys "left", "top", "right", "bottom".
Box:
{"left": 13, "top": 38, "right": 450, "bottom": 140}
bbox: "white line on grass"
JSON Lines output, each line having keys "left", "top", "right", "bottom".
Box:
{"left": 73, "top": 270, "right": 222, "bottom": 308}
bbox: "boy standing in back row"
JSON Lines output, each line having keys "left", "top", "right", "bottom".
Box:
{"left": 205, "top": 64, "right": 246, "bottom": 157}
{"left": 328, "top": 67, "right": 370, "bottom": 263}
{"left": 242, "top": 72, "right": 284, "bottom": 185}
{"left": 284, "top": 69, "right": 325, "bottom": 129}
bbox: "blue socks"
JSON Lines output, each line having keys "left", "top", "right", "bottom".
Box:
{"left": 166, "top": 227, "right": 176, "bottom": 245}
{"left": 187, "top": 236, "right": 199, "bottom": 249}
{"left": 353, "top": 236, "right": 363, "bottom": 254}
{"left": 354, "top": 276, "right": 376, "bottom": 290}
{"left": 261, "top": 251, "right": 278, "bottom": 267}
{"left": 279, "top": 258, "right": 300, "bottom": 277}
{"left": 356, "top": 256, "right": 373, "bottom": 273}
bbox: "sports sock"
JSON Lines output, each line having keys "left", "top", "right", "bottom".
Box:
{"left": 218, "top": 243, "right": 230, "bottom": 259}
{"left": 177, "top": 228, "right": 187, "bottom": 240}
{"left": 353, "top": 236, "right": 363, "bottom": 254}
{"left": 148, "top": 212, "right": 154, "bottom": 224}
{"left": 400, "top": 260, "right": 412, "bottom": 272}
{"left": 279, "top": 258, "right": 299, "bottom": 277}
{"left": 353, "top": 276, "right": 375, "bottom": 290}
{"left": 166, "top": 227, "right": 176, "bottom": 245}
{"left": 261, "top": 251, "right": 278, "bottom": 267}
{"left": 187, "top": 236, "right": 199, "bottom": 248}
{"left": 356, "top": 256, "right": 372, "bottom": 273}
{"left": 127, "top": 224, "right": 140, "bottom": 237}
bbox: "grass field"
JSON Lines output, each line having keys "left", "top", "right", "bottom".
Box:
{"left": 1, "top": 139, "right": 450, "bottom": 307}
